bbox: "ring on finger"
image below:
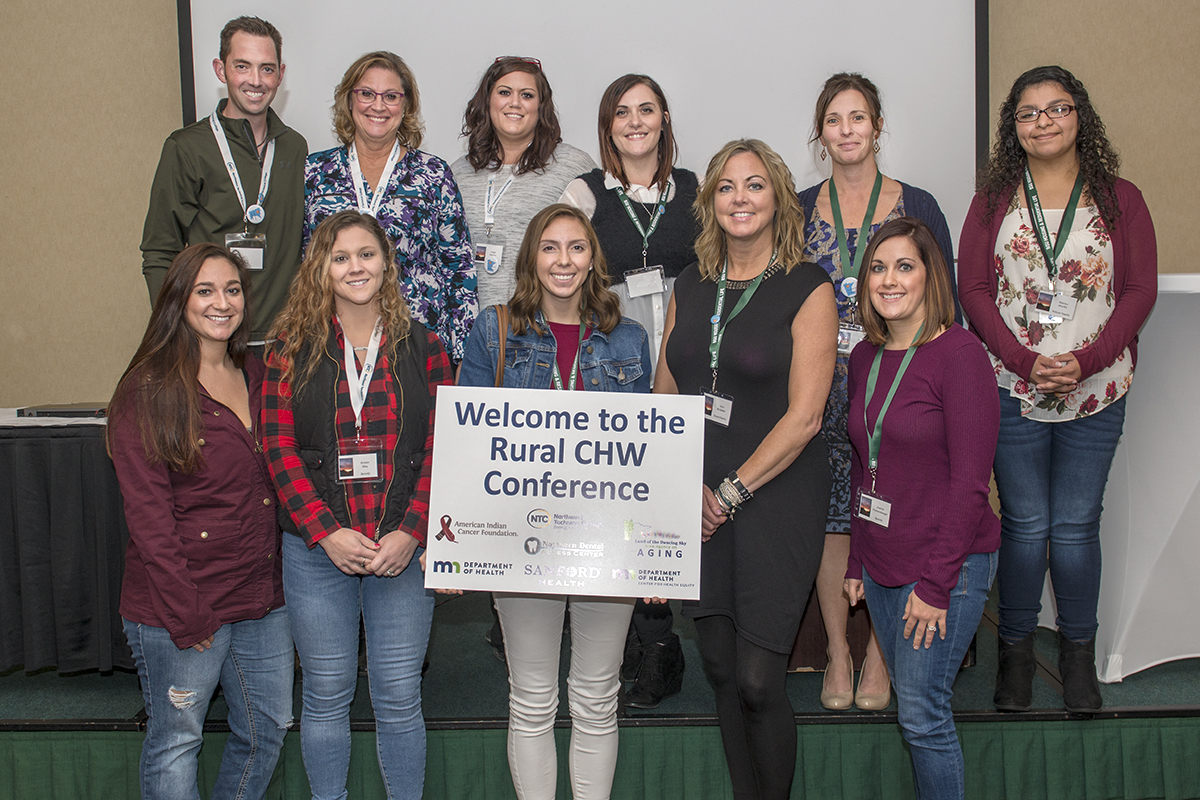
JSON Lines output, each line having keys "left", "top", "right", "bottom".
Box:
{"left": 926, "top": 623, "right": 937, "bottom": 631}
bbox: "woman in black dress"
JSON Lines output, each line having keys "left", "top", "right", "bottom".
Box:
{"left": 655, "top": 139, "right": 837, "bottom": 800}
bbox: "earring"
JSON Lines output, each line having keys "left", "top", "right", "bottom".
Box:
{"left": 820, "top": 146, "right": 827, "bottom": 162}
{"left": 873, "top": 138, "right": 881, "bottom": 154}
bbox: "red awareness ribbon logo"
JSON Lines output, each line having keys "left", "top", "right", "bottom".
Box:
{"left": 437, "top": 515, "right": 457, "bottom": 542}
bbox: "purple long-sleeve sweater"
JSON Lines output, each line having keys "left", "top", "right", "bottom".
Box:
{"left": 846, "top": 324, "right": 1000, "bottom": 609}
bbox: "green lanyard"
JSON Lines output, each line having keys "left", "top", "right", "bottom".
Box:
{"left": 708, "top": 251, "right": 776, "bottom": 391}
{"left": 614, "top": 180, "right": 671, "bottom": 270}
{"left": 862, "top": 327, "right": 922, "bottom": 489}
{"left": 829, "top": 170, "right": 883, "bottom": 284}
{"left": 1022, "top": 166, "right": 1084, "bottom": 281}
{"left": 550, "top": 321, "right": 587, "bottom": 391}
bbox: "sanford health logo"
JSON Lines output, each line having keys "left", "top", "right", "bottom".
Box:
{"left": 527, "top": 508, "right": 550, "bottom": 528}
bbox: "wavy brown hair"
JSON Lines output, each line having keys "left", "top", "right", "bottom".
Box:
{"left": 461, "top": 58, "right": 561, "bottom": 174}
{"left": 508, "top": 204, "right": 622, "bottom": 336}
{"left": 332, "top": 51, "right": 423, "bottom": 150}
{"left": 597, "top": 74, "right": 677, "bottom": 190}
{"left": 108, "top": 244, "right": 250, "bottom": 474}
{"left": 855, "top": 217, "right": 955, "bottom": 347}
{"left": 269, "top": 210, "right": 413, "bottom": 397}
{"left": 977, "top": 65, "right": 1121, "bottom": 229}
{"left": 808, "top": 72, "right": 884, "bottom": 147}
{"left": 693, "top": 139, "right": 806, "bottom": 281}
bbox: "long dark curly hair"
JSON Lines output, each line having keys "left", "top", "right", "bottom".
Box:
{"left": 461, "top": 57, "right": 561, "bottom": 175}
{"left": 977, "top": 65, "right": 1121, "bottom": 230}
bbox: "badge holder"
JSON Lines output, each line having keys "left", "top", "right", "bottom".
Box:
{"left": 625, "top": 265, "right": 666, "bottom": 299}
{"left": 1032, "top": 287, "right": 1063, "bottom": 325}
{"left": 838, "top": 324, "right": 866, "bottom": 355}
{"left": 475, "top": 238, "right": 505, "bottom": 275}
{"left": 702, "top": 390, "right": 734, "bottom": 427}
{"left": 337, "top": 436, "right": 384, "bottom": 484}
{"left": 855, "top": 487, "right": 893, "bottom": 528}
{"left": 227, "top": 232, "right": 266, "bottom": 271}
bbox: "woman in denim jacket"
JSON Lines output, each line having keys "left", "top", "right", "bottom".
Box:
{"left": 457, "top": 204, "right": 650, "bottom": 800}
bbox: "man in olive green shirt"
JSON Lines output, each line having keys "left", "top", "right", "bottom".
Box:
{"left": 140, "top": 16, "right": 307, "bottom": 342}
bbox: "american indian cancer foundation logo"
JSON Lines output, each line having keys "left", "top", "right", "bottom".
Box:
{"left": 436, "top": 515, "right": 457, "bottom": 543}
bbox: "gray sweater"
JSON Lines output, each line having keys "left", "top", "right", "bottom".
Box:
{"left": 450, "top": 143, "right": 596, "bottom": 309}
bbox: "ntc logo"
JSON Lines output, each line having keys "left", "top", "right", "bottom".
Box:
{"left": 527, "top": 508, "right": 550, "bottom": 528}
{"left": 524, "top": 537, "right": 542, "bottom": 555}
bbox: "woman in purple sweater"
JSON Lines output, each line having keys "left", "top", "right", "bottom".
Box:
{"left": 844, "top": 218, "right": 999, "bottom": 800}
{"left": 959, "top": 66, "right": 1156, "bottom": 714}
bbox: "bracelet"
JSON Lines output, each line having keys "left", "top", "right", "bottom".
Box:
{"left": 726, "top": 470, "right": 753, "bottom": 503}
{"left": 715, "top": 479, "right": 744, "bottom": 516}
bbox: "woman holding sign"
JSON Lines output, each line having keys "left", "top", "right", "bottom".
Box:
{"left": 844, "top": 217, "right": 998, "bottom": 800}
{"left": 458, "top": 204, "right": 651, "bottom": 800}
{"left": 561, "top": 72, "right": 700, "bottom": 708}
{"left": 264, "top": 210, "right": 451, "bottom": 800}
{"left": 959, "top": 65, "right": 1156, "bottom": 713}
{"left": 656, "top": 139, "right": 837, "bottom": 800}
{"left": 797, "top": 72, "right": 958, "bottom": 712}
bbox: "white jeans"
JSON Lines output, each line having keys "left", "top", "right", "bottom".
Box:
{"left": 495, "top": 592, "right": 636, "bottom": 800}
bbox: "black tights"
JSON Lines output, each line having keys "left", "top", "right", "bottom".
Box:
{"left": 694, "top": 616, "right": 796, "bottom": 800}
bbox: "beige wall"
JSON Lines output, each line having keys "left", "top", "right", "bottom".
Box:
{"left": 0, "top": 1, "right": 1193, "bottom": 407}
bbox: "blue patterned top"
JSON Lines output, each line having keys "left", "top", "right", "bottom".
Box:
{"left": 304, "top": 145, "right": 479, "bottom": 361}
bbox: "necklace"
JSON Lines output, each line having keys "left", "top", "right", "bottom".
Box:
{"left": 726, "top": 261, "right": 783, "bottom": 289}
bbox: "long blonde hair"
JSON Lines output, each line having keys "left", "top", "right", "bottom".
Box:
{"left": 692, "top": 139, "right": 806, "bottom": 281}
{"left": 269, "top": 210, "right": 413, "bottom": 396}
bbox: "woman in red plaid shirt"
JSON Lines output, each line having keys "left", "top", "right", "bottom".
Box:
{"left": 263, "top": 209, "right": 451, "bottom": 800}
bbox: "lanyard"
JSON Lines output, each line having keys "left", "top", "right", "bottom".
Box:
{"left": 614, "top": 180, "right": 671, "bottom": 270}
{"left": 550, "top": 322, "right": 587, "bottom": 391}
{"left": 209, "top": 110, "right": 275, "bottom": 226}
{"left": 349, "top": 141, "right": 402, "bottom": 219}
{"left": 862, "top": 327, "right": 922, "bottom": 488}
{"left": 1022, "top": 167, "right": 1084, "bottom": 281}
{"left": 340, "top": 316, "right": 383, "bottom": 437}
{"left": 484, "top": 171, "right": 516, "bottom": 234}
{"left": 829, "top": 170, "right": 883, "bottom": 285}
{"left": 708, "top": 250, "right": 776, "bottom": 391}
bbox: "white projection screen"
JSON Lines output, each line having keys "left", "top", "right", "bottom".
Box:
{"left": 181, "top": 0, "right": 988, "bottom": 240}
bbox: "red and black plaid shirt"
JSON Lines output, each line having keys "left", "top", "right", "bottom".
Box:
{"left": 264, "top": 319, "right": 451, "bottom": 546}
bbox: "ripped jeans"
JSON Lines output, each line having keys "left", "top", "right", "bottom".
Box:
{"left": 123, "top": 607, "right": 294, "bottom": 799}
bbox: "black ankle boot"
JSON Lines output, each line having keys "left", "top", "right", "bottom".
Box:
{"left": 621, "top": 626, "right": 642, "bottom": 683}
{"left": 994, "top": 631, "right": 1036, "bottom": 711}
{"left": 1059, "top": 631, "right": 1102, "bottom": 713}
{"left": 625, "top": 634, "right": 684, "bottom": 709}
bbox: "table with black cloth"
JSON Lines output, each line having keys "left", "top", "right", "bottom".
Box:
{"left": 0, "top": 412, "right": 132, "bottom": 673}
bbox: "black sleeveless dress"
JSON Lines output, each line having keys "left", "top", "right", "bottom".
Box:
{"left": 665, "top": 261, "right": 832, "bottom": 652}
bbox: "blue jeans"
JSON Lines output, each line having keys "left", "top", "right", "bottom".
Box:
{"left": 123, "top": 608, "right": 294, "bottom": 800}
{"left": 283, "top": 534, "right": 434, "bottom": 800}
{"left": 993, "top": 390, "right": 1126, "bottom": 642}
{"left": 864, "top": 551, "right": 997, "bottom": 800}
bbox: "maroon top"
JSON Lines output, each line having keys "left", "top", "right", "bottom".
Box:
{"left": 958, "top": 177, "right": 1157, "bottom": 382}
{"left": 547, "top": 320, "right": 592, "bottom": 390}
{"left": 112, "top": 355, "right": 283, "bottom": 649}
{"left": 846, "top": 325, "right": 1000, "bottom": 608}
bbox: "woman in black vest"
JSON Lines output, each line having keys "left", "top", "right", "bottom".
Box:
{"left": 561, "top": 73, "right": 700, "bottom": 708}
{"left": 263, "top": 210, "right": 451, "bottom": 800}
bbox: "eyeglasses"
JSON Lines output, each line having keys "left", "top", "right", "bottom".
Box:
{"left": 351, "top": 89, "right": 405, "bottom": 106}
{"left": 494, "top": 56, "right": 542, "bottom": 70}
{"left": 1015, "top": 104, "right": 1075, "bottom": 124}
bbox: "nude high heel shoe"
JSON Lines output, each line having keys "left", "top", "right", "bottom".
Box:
{"left": 820, "top": 651, "right": 855, "bottom": 711}
{"left": 854, "top": 659, "right": 892, "bottom": 711}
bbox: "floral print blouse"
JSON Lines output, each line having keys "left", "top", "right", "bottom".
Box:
{"left": 304, "top": 145, "right": 478, "bottom": 361}
{"left": 992, "top": 195, "right": 1129, "bottom": 421}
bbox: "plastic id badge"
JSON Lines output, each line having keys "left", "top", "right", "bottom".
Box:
{"left": 226, "top": 232, "right": 266, "bottom": 271}
{"left": 855, "top": 488, "right": 892, "bottom": 528}
{"left": 474, "top": 240, "right": 504, "bottom": 275}
{"left": 702, "top": 390, "right": 733, "bottom": 427}
{"left": 1032, "top": 288, "right": 1064, "bottom": 325}
{"left": 838, "top": 324, "right": 866, "bottom": 355}
{"left": 337, "top": 437, "right": 383, "bottom": 483}
{"left": 625, "top": 265, "right": 666, "bottom": 298}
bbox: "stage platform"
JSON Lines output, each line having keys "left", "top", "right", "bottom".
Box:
{"left": 3, "top": 592, "right": 1200, "bottom": 799}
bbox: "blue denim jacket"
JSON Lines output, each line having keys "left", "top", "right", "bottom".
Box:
{"left": 459, "top": 305, "right": 651, "bottom": 393}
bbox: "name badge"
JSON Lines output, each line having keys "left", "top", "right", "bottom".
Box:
{"left": 338, "top": 436, "right": 383, "bottom": 483}
{"left": 475, "top": 242, "right": 504, "bottom": 275}
{"left": 838, "top": 324, "right": 866, "bottom": 355}
{"left": 702, "top": 390, "right": 733, "bottom": 427}
{"left": 226, "top": 232, "right": 266, "bottom": 271}
{"left": 855, "top": 488, "right": 892, "bottom": 528}
{"left": 1049, "top": 292, "right": 1078, "bottom": 320}
{"left": 626, "top": 265, "right": 666, "bottom": 298}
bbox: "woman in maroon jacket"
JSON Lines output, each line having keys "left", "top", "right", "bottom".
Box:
{"left": 108, "top": 243, "right": 291, "bottom": 800}
{"left": 959, "top": 65, "right": 1157, "bottom": 714}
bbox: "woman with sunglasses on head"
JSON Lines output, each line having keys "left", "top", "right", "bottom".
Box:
{"left": 264, "top": 210, "right": 451, "bottom": 800}
{"left": 796, "top": 73, "right": 960, "bottom": 713}
{"left": 458, "top": 204, "right": 651, "bottom": 800}
{"left": 960, "top": 65, "right": 1156, "bottom": 714}
{"left": 844, "top": 217, "right": 999, "bottom": 800}
{"left": 305, "top": 51, "right": 477, "bottom": 364}
{"left": 561, "top": 73, "right": 700, "bottom": 709}
{"left": 452, "top": 57, "right": 596, "bottom": 312}
{"left": 109, "top": 244, "right": 292, "bottom": 800}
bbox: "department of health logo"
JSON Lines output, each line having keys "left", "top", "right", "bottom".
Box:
{"left": 524, "top": 537, "right": 542, "bottom": 555}
{"left": 527, "top": 508, "right": 550, "bottom": 528}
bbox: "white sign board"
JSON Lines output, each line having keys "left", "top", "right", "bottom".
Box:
{"left": 426, "top": 386, "right": 704, "bottom": 599}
